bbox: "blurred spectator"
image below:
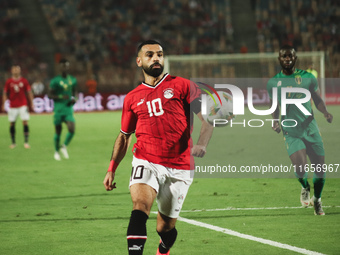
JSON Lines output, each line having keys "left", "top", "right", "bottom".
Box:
{"left": 86, "top": 75, "right": 98, "bottom": 95}
{"left": 306, "top": 62, "right": 318, "bottom": 78}
{"left": 31, "top": 80, "right": 45, "bottom": 96}
{"left": 39, "top": 0, "right": 235, "bottom": 89}
{"left": 0, "top": 0, "right": 42, "bottom": 85}
{"left": 240, "top": 43, "right": 249, "bottom": 53}
{"left": 255, "top": 0, "right": 339, "bottom": 77}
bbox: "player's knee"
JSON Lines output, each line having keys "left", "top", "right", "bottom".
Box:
{"left": 132, "top": 200, "right": 152, "bottom": 215}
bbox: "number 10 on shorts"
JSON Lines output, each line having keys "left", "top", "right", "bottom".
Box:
{"left": 130, "top": 165, "right": 144, "bottom": 181}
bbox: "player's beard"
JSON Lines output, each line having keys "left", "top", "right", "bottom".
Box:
{"left": 142, "top": 63, "right": 164, "bottom": 77}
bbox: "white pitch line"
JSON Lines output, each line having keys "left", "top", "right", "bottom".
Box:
{"left": 178, "top": 205, "right": 340, "bottom": 213}
{"left": 177, "top": 216, "right": 326, "bottom": 255}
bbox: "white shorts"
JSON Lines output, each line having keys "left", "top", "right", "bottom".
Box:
{"left": 8, "top": 106, "right": 30, "bottom": 122}
{"left": 130, "top": 156, "right": 194, "bottom": 218}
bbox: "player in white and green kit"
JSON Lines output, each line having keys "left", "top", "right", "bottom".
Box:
{"left": 267, "top": 45, "right": 333, "bottom": 215}
{"left": 48, "top": 59, "right": 77, "bottom": 161}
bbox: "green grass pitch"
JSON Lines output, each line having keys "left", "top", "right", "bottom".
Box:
{"left": 0, "top": 106, "right": 339, "bottom": 255}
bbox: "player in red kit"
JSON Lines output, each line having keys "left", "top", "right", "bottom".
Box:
{"left": 1, "top": 65, "right": 34, "bottom": 149}
{"left": 103, "top": 40, "right": 214, "bottom": 255}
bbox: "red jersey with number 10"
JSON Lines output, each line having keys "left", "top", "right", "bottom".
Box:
{"left": 121, "top": 74, "right": 201, "bottom": 170}
{"left": 4, "top": 77, "right": 31, "bottom": 108}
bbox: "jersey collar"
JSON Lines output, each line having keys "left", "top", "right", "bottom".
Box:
{"left": 280, "top": 69, "right": 299, "bottom": 76}
{"left": 141, "top": 73, "right": 169, "bottom": 89}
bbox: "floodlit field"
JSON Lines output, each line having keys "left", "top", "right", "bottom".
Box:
{"left": 0, "top": 106, "right": 339, "bottom": 255}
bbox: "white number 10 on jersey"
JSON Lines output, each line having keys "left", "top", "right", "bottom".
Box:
{"left": 146, "top": 98, "right": 164, "bottom": 117}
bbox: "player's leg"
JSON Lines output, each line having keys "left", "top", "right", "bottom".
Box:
{"left": 8, "top": 108, "right": 18, "bottom": 148}
{"left": 60, "top": 116, "right": 75, "bottom": 159}
{"left": 290, "top": 149, "right": 309, "bottom": 187}
{"left": 128, "top": 183, "right": 157, "bottom": 255}
{"left": 53, "top": 115, "right": 62, "bottom": 160}
{"left": 285, "top": 134, "right": 311, "bottom": 206}
{"left": 64, "top": 119, "right": 75, "bottom": 146}
{"left": 156, "top": 213, "right": 177, "bottom": 255}
{"left": 290, "top": 149, "right": 311, "bottom": 207}
{"left": 19, "top": 106, "right": 30, "bottom": 148}
{"left": 128, "top": 157, "right": 159, "bottom": 254}
{"left": 156, "top": 168, "right": 194, "bottom": 254}
{"left": 22, "top": 120, "right": 30, "bottom": 148}
{"left": 9, "top": 122, "right": 16, "bottom": 148}
{"left": 306, "top": 134, "right": 326, "bottom": 215}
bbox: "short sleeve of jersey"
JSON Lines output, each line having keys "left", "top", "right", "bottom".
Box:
{"left": 23, "top": 79, "right": 31, "bottom": 92}
{"left": 310, "top": 74, "right": 318, "bottom": 92}
{"left": 186, "top": 80, "right": 201, "bottom": 104}
{"left": 120, "top": 94, "right": 137, "bottom": 134}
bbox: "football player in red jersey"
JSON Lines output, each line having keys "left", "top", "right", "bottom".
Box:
{"left": 103, "top": 40, "right": 213, "bottom": 255}
{"left": 1, "top": 65, "right": 34, "bottom": 149}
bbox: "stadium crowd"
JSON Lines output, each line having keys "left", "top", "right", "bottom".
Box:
{"left": 0, "top": 0, "right": 339, "bottom": 92}
{"left": 256, "top": 0, "right": 339, "bottom": 77}
{"left": 38, "top": 0, "right": 233, "bottom": 90}
{"left": 0, "top": 0, "right": 45, "bottom": 87}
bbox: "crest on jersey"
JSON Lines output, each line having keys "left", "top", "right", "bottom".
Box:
{"left": 163, "top": 88, "right": 174, "bottom": 99}
{"left": 295, "top": 75, "right": 302, "bottom": 85}
{"left": 277, "top": 81, "right": 282, "bottom": 87}
{"left": 178, "top": 194, "right": 184, "bottom": 204}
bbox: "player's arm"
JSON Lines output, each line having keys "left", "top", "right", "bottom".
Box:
{"left": 103, "top": 132, "right": 132, "bottom": 191}
{"left": 69, "top": 79, "right": 78, "bottom": 105}
{"left": 1, "top": 89, "right": 8, "bottom": 112}
{"left": 26, "top": 89, "right": 34, "bottom": 111}
{"left": 190, "top": 97, "right": 213, "bottom": 158}
{"left": 192, "top": 111, "right": 214, "bottom": 158}
{"left": 271, "top": 99, "right": 281, "bottom": 133}
{"left": 104, "top": 95, "right": 136, "bottom": 191}
{"left": 310, "top": 87, "right": 333, "bottom": 123}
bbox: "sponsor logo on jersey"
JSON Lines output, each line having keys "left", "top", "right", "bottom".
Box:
{"left": 277, "top": 81, "right": 282, "bottom": 86}
{"left": 163, "top": 88, "right": 174, "bottom": 99}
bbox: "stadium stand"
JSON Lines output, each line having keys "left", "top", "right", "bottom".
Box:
{"left": 0, "top": 0, "right": 45, "bottom": 85}
{"left": 255, "top": 0, "right": 339, "bottom": 77}
{"left": 38, "top": 0, "right": 233, "bottom": 91}
{"left": 1, "top": 0, "right": 338, "bottom": 93}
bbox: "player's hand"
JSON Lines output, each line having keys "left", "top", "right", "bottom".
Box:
{"left": 272, "top": 121, "right": 281, "bottom": 133}
{"left": 191, "top": 145, "right": 206, "bottom": 158}
{"left": 103, "top": 172, "right": 117, "bottom": 191}
{"left": 67, "top": 96, "right": 76, "bottom": 106}
{"left": 324, "top": 112, "right": 333, "bottom": 123}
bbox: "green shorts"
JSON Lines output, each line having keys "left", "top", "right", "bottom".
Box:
{"left": 283, "top": 131, "right": 325, "bottom": 157}
{"left": 53, "top": 113, "right": 75, "bottom": 125}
